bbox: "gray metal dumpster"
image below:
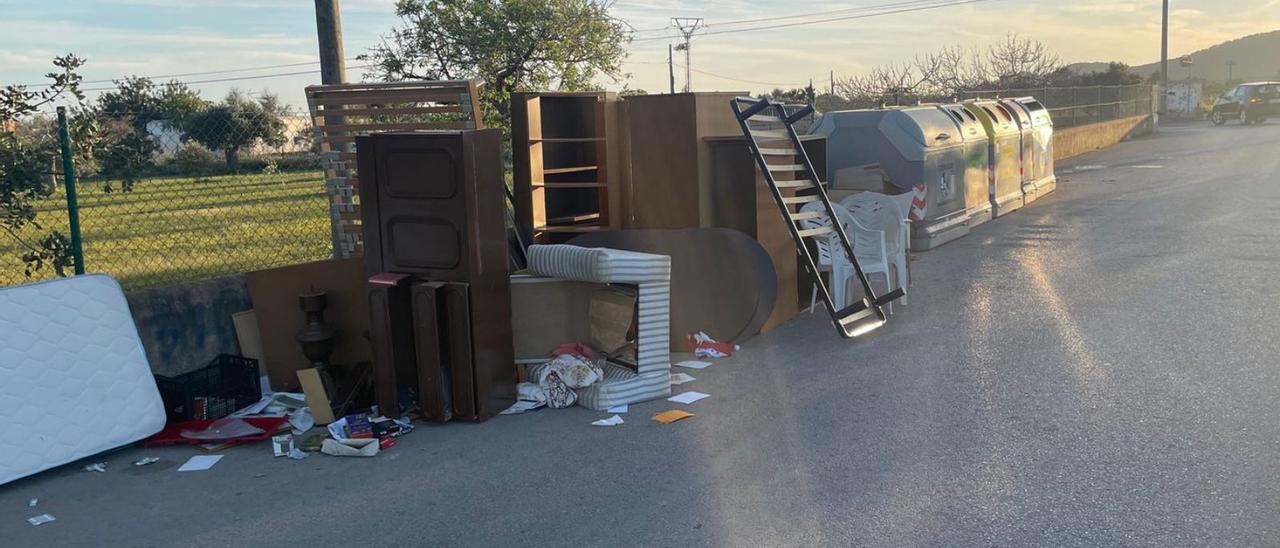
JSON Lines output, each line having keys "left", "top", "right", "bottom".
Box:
{"left": 811, "top": 106, "right": 990, "bottom": 250}
{"left": 963, "top": 100, "right": 1025, "bottom": 217}
{"left": 1005, "top": 97, "right": 1056, "bottom": 198}
{"left": 998, "top": 98, "right": 1037, "bottom": 204}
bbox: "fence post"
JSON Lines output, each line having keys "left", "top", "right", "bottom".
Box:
{"left": 55, "top": 107, "right": 85, "bottom": 276}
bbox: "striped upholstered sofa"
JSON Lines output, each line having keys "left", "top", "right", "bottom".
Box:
{"left": 524, "top": 244, "right": 672, "bottom": 410}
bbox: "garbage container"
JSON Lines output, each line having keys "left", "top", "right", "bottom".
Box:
{"left": 997, "top": 98, "right": 1037, "bottom": 205}
{"left": 1004, "top": 97, "right": 1056, "bottom": 198}
{"left": 811, "top": 106, "right": 990, "bottom": 250}
{"left": 935, "top": 103, "right": 994, "bottom": 228}
{"left": 963, "top": 100, "right": 1025, "bottom": 217}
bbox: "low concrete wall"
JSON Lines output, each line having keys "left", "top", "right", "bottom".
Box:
{"left": 1053, "top": 114, "right": 1154, "bottom": 161}
{"left": 125, "top": 275, "right": 250, "bottom": 377}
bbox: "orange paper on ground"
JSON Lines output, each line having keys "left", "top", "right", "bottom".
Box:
{"left": 651, "top": 410, "right": 696, "bottom": 424}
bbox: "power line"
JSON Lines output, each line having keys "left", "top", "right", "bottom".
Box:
{"left": 78, "top": 65, "right": 372, "bottom": 92}
{"left": 706, "top": 0, "right": 955, "bottom": 28}
{"left": 633, "top": 0, "right": 1001, "bottom": 42}
{"left": 14, "top": 57, "right": 364, "bottom": 87}
{"left": 678, "top": 64, "right": 809, "bottom": 88}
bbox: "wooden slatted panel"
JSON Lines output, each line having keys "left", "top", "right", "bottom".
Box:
{"left": 305, "top": 79, "right": 486, "bottom": 259}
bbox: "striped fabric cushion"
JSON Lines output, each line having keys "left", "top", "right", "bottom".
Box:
{"left": 525, "top": 244, "right": 673, "bottom": 409}
{"left": 527, "top": 245, "right": 671, "bottom": 284}
{"left": 576, "top": 363, "right": 672, "bottom": 411}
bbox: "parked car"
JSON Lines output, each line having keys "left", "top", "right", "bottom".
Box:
{"left": 1210, "top": 82, "right": 1280, "bottom": 125}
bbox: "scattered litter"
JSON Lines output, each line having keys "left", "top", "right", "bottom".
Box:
{"left": 230, "top": 392, "right": 308, "bottom": 417}
{"left": 82, "top": 462, "right": 107, "bottom": 473}
{"left": 670, "top": 372, "right": 696, "bottom": 385}
{"left": 297, "top": 432, "right": 327, "bottom": 452}
{"left": 379, "top": 437, "right": 398, "bottom": 450}
{"left": 133, "top": 457, "right": 160, "bottom": 467}
{"left": 27, "top": 514, "right": 55, "bottom": 526}
{"left": 286, "top": 447, "right": 308, "bottom": 460}
{"left": 253, "top": 473, "right": 267, "bottom": 479}
{"left": 145, "top": 416, "right": 288, "bottom": 448}
{"left": 289, "top": 408, "right": 315, "bottom": 434}
{"left": 668, "top": 391, "right": 710, "bottom": 405}
{"left": 651, "top": 410, "right": 695, "bottom": 424}
{"left": 176, "top": 455, "right": 223, "bottom": 472}
{"left": 606, "top": 404, "right": 629, "bottom": 413}
{"left": 550, "top": 342, "right": 599, "bottom": 359}
{"left": 687, "top": 331, "right": 737, "bottom": 359}
{"left": 320, "top": 438, "right": 379, "bottom": 457}
{"left": 501, "top": 399, "right": 545, "bottom": 415}
{"left": 327, "top": 414, "right": 373, "bottom": 440}
{"left": 180, "top": 417, "right": 265, "bottom": 441}
{"left": 28, "top": 498, "right": 37, "bottom": 507}
{"left": 592, "top": 415, "right": 625, "bottom": 427}
{"left": 675, "top": 360, "right": 712, "bottom": 370}
{"left": 371, "top": 416, "right": 414, "bottom": 438}
{"left": 272, "top": 434, "right": 294, "bottom": 457}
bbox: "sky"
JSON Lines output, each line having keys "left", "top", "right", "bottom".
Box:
{"left": 2, "top": 0, "right": 1278, "bottom": 110}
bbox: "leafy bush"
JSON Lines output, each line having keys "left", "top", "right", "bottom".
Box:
{"left": 169, "top": 142, "right": 220, "bottom": 176}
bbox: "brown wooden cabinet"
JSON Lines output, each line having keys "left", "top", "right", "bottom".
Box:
{"left": 622, "top": 92, "right": 744, "bottom": 229}
{"left": 511, "top": 92, "right": 625, "bottom": 243}
{"left": 358, "top": 130, "right": 515, "bottom": 422}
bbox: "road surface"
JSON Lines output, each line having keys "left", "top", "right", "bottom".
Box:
{"left": 4, "top": 121, "right": 1280, "bottom": 547}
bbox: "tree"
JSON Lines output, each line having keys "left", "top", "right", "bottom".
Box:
{"left": 1078, "top": 62, "right": 1142, "bottom": 86}
{"left": 91, "top": 77, "right": 210, "bottom": 190}
{"left": 365, "top": 0, "right": 631, "bottom": 132}
{"left": 182, "top": 91, "right": 286, "bottom": 172}
{"left": 762, "top": 85, "right": 817, "bottom": 105}
{"left": 0, "top": 54, "right": 84, "bottom": 277}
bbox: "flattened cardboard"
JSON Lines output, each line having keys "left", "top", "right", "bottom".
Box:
{"left": 245, "top": 258, "right": 370, "bottom": 391}
{"left": 296, "top": 367, "right": 336, "bottom": 425}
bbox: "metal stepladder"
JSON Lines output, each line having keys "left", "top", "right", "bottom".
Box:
{"left": 730, "top": 97, "right": 905, "bottom": 338}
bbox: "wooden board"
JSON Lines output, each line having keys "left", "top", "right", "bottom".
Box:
{"left": 245, "top": 257, "right": 370, "bottom": 391}
{"left": 568, "top": 228, "right": 775, "bottom": 345}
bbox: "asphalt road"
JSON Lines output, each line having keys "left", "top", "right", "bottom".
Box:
{"left": 5, "top": 120, "right": 1280, "bottom": 547}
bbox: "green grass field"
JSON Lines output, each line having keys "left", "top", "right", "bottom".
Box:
{"left": 0, "top": 170, "right": 332, "bottom": 289}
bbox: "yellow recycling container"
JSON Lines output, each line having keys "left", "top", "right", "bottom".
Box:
{"left": 963, "top": 100, "right": 1025, "bottom": 217}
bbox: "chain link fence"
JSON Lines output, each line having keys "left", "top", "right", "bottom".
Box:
{"left": 0, "top": 107, "right": 331, "bottom": 289}
{"left": 958, "top": 83, "right": 1155, "bottom": 128}
{"left": 823, "top": 84, "right": 1156, "bottom": 129}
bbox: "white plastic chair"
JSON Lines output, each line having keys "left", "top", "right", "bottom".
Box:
{"left": 841, "top": 192, "right": 911, "bottom": 307}
{"left": 799, "top": 201, "right": 897, "bottom": 314}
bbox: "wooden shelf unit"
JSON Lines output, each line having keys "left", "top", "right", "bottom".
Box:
{"left": 512, "top": 92, "right": 623, "bottom": 243}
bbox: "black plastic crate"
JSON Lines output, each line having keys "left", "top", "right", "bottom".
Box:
{"left": 154, "top": 354, "right": 261, "bottom": 423}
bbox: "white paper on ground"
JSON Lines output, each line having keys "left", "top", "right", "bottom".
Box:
{"left": 500, "top": 399, "right": 545, "bottom": 415}
{"left": 27, "top": 514, "right": 55, "bottom": 526}
{"left": 669, "top": 372, "right": 696, "bottom": 385}
{"left": 591, "top": 415, "right": 624, "bottom": 426}
{"left": 606, "top": 404, "right": 628, "bottom": 413}
{"left": 675, "top": 360, "right": 712, "bottom": 370}
{"left": 667, "top": 391, "right": 710, "bottom": 405}
{"left": 177, "top": 455, "right": 223, "bottom": 472}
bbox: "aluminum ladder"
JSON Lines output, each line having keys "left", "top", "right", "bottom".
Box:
{"left": 730, "top": 97, "right": 904, "bottom": 338}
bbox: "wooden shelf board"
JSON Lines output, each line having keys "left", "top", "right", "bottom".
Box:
{"left": 542, "top": 165, "right": 599, "bottom": 175}
{"left": 534, "top": 225, "right": 606, "bottom": 233}
{"left": 531, "top": 182, "right": 608, "bottom": 189}
{"left": 531, "top": 137, "right": 606, "bottom": 143}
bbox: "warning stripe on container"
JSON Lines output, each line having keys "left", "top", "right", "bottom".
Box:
{"left": 911, "top": 184, "right": 927, "bottom": 221}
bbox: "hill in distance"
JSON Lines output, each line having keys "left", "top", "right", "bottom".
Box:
{"left": 1067, "top": 30, "right": 1280, "bottom": 84}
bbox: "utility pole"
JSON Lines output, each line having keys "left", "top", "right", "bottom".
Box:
{"left": 672, "top": 17, "right": 703, "bottom": 93}
{"left": 1227, "top": 60, "right": 1236, "bottom": 84}
{"left": 668, "top": 44, "right": 676, "bottom": 94}
{"left": 830, "top": 70, "right": 835, "bottom": 96}
{"left": 1159, "top": 0, "right": 1168, "bottom": 115}
{"left": 315, "top": 0, "right": 346, "bottom": 85}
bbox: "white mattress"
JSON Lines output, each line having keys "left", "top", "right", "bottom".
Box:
{"left": 0, "top": 274, "right": 166, "bottom": 485}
